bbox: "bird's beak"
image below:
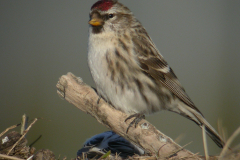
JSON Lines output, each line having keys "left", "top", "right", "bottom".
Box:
{"left": 89, "top": 18, "right": 103, "bottom": 27}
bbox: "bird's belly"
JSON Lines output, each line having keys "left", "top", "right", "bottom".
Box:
{"left": 88, "top": 50, "right": 165, "bottom": 114}
{"left": 96, "top": 76, "right": 162, "bottom": 114}
{"left": 88, "top": 34, "right": 168, "bottom": 115}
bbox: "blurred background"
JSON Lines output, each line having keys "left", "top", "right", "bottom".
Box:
{"left": 0, "top": 0, "right": 240, "bottom": 158}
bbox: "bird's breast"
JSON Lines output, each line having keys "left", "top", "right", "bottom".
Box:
{"left": 87, "top": 31, "right": 167, "bottom": 114}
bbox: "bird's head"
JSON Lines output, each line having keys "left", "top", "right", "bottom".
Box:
{"left": 89, "top": 0, "right": 134, "bottom": 34}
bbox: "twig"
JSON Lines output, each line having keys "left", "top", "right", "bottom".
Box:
{"left": 7, "top": 118, "right": 38, "bottom": 155}
{"left": 0, "top": 123, "right": 21, "bottom": 138}
{"left": 20, "top": 114, "right": 28, "bottom": 135}
{"left": 0, "top": 154, "right": 25, "bottom": 160}
{"left": 202, "top": 125, "right": 209, "bottom": 160}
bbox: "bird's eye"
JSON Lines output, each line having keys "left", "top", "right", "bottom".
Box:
{"left": 108, "top": 14, "right": 114, "bottom": 18}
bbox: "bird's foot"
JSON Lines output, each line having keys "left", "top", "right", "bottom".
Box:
{"left": 125, "top": 113, "right": 145, "bottom": 133}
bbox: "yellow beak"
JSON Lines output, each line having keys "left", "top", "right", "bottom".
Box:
{"left": 89, "top": 18, "right": 103, "bottom": 27}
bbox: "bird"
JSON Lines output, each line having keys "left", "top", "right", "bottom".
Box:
{"left": 77, "top": 131, "right": 144, "bottom": 159}
{"left": 87, "top": 0, "right": 225, "bottom": 148}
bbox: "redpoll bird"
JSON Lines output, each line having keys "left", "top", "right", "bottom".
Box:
{"left": 88, "top": 0, "right": 225, "bottom": 148}
{"left": 77, "top": 131, "right": 144, "bottom": 159}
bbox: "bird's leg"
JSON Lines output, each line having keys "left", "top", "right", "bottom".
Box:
{"left": 125, "top": 113, "right": 145, "bottom": 133}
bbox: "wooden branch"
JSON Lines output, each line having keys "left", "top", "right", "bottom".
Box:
{"left": 56, "top": 72, "right": 202, "bottom": 160}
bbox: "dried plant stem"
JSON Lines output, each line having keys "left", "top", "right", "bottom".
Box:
{"left": 20, "top": 114, "right": 28, "bottom": 135}
{"left": 0, "top": 154, "right": 25, "bottom": 160}
{"left": 219, "top": 126, "right": 240, "bottom": 159}
{"left": 0, "top": 124, "right": 20, "bottom": 138}
{"left": 202, "top": 125, "right": 209, "bottom": 160}
{"left": 7, "top": 118, "right": 38, "bottom": 155}
{"left": 217, "top": 119, "right": 228, "bottom": 142}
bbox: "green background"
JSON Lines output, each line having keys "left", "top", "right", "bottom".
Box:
{"left": 1, "top": 0, "right": 240, "bottom": 158}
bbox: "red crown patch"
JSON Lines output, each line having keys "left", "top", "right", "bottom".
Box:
{"left": 91, "top": 0, "right": 115, "bottom": 11}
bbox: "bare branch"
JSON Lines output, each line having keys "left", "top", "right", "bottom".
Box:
{"left": 56, "top": 72, "right": 202, "bottom": 160}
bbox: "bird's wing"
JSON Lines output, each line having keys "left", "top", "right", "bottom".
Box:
{"left": 132, "top": 29, "right": 203, "bottom": 115}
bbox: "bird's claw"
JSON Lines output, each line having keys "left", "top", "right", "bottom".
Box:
{"left": 125, "top": 113, "right": 145, "bottom": 133}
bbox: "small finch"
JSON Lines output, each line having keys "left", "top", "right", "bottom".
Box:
{"left": 88, "top": 0, "right": 225, "bottom": 148}
{"left": 77, "top": 131, "right": 144, "bottom": 159}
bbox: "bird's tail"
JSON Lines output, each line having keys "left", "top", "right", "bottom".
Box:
{"left": 185, "top": 107, "right": 225, "bottom": 148}
{"left": 172, "top": 105, "right": 225, "bottom": 148}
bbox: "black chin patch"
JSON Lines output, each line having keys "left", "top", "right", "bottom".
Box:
{"left": 91, "top": 26, "right": 103, "bottom": 34}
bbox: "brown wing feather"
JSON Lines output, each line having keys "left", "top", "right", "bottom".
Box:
{"left": 133, "top": 27, "right": 203, "bottom": 115}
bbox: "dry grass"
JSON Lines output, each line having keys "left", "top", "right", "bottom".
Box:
{"left": 218, "top": 126, "right": 240, "bottom": 160}
{"left": 0, "top": 115, "right": 239, "bottom": 160}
